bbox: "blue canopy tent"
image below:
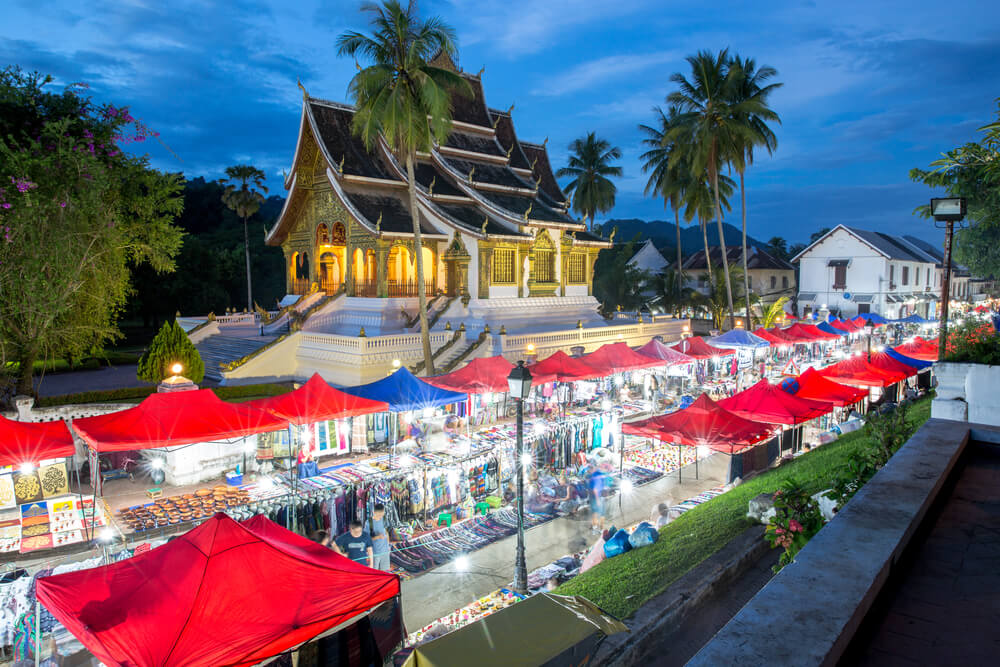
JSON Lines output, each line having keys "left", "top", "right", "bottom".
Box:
{"left": 893, "top": 313, "right": 935, "bottom": 324}
{"left": 708, "top": 329, "right": 770, "bottom": 349}
{"left": 340, "top": 367, "right": 467, "bottom": 412}
{"left": 817, "top": 321, "right": 849, "bottom": 337}
{"left": 887, "top": 347, "right": 934, "bottom": 370}
{"left": 855, "top": 312, "right": 889, "bottom": 325}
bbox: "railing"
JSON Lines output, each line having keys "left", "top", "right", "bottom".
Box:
{"left": 320, "top": 278, "right": 342, "bottom": 295}
{"left": 387, "top": 281, "right": 435, "bottom": 298}
{"left": 500, "top": 318, "right": 689, "bottom": 358}
{"left": 354, "top": 281, "right": 378, "bottom": 297}
{"left": 290, "top": 279, "right": 310, "bottom": 295}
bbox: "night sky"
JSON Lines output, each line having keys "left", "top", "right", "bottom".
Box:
{"left": 4, "top": 0, "right": 999, "bottom": 244}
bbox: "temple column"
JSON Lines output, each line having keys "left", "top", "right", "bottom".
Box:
{"left": 376, "top": 240, "right": 391, "bottom": 298}
{"left": 344, "top": 236, "right": 354, "bottom": 296}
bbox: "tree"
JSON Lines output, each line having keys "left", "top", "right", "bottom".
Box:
{"left": 220, "top": 165, "right": 268, "bottom": 311}
{"left": 809, "top": 227, "right": 831, "bottom": 244}
{"left": 911, "top": 98, "right": 1000, "bottom": 277}
{"left": 337, "top": 0, "right": 470, "bottom": 375}
{"left": 0, "top": 67, "right": 184, "bottom": 398}
{"left": 767, "top": 236, "right": 789, "bottom": 261}
{"left": 651, "top": 268, "right": 701, "bottom": 317}
{"left": 641, "top": 105, "right": 692, "bottom": 302}
{"left": 760, "top": 296, "right": 790, "bottom": 328}
{"left": 682, "top": 170, "right": 736, "bottom": 287}
{"left": 727, "top": 54, "right": 782, "bottom": 328}
{"left": 556, "top": 132, "right": 623, "bottom": 231}
{"left": 700, "top": 263, "right": 753, "bottom": 329}
{"left": 667, "top": 49, "right": 762, "bottom": 329}
{"left": 593, "top": 237, "right": 648, "bottom": 313}
{"left": 137, "top": 320, "right": 205, "bottom": 384}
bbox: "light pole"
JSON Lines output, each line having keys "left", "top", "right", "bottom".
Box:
{"left": 866, "top": 320, "right": 875, "bottom": 362}
{"left": 507, "top": 360, "right": 532, "bottom": 594}
{"left": 930, "top": 197, "right": 966, "bottom": 351}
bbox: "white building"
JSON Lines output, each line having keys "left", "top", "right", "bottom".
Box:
{"left": 628, "top": 239, "right": 671, "bottom": 275}
{"left": 792, "top": 226, "right": 940, "bottom": 319}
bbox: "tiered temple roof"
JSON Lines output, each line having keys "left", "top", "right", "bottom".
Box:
{"left": 267, "top": 54, "right": 607, "bottom": 249}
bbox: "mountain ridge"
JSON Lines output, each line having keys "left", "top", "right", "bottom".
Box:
{"left": 595, "top": 218, "right": 767, "bottom": 255}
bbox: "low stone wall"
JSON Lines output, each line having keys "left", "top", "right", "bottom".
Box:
{"left": 687, "top": 418, "right": 980, "bottom": 666}
{"left": 932, "top": 361, "right": 1000, "bottom": 426}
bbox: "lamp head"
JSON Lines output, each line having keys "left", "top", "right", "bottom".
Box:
{"left": 930, "top": 197, "right": 966, "bottom": 221}
{"left": 171, "top": 362, "right": 183, "bottom": 375}
{"left": 507, "top": 360, "right": 533, "bottom": 400}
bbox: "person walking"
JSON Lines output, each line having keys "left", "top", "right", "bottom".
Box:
{"left": 332, "top": 521, "right": 373, "bottom": 568}
{"left": 588, "top": 467, "right": 606, "bottom": 534}
{"left": 366, "top": 503, "right": 391, "bottom": 571}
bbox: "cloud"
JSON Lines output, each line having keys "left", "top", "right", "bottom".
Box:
{"left": 533, "top": 51, "right": 677, "bottom": 97}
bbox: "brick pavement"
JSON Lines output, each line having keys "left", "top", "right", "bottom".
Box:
{"left": 851, "top": 443, "right": 1000, "bottom": 666}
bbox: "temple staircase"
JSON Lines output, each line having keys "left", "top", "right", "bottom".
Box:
{"left": 196, "top": 335, "right": 278, "bottom": 382}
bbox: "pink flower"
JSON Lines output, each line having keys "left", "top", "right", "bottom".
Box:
{"left": 775, "top": 527, "right": 785, "bottom": 535}
{"left": 59, "top": 202, "right": 67, "bottom": 208}
{"left": 789, "top": 519, "right": 803, "bottom": 533}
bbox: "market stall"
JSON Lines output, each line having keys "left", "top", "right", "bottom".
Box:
{"left": 36, "top": 513, "right": 402, "bottom": 667}
{"left": 817, "top": 355, "right": 907, "bottom": 403}
{"left": 719, "top": 379, "right": 832, "bottom": 453}
{"left": 401, "top": 593, "right": 626, "bottom": 667}
{"left": 781, "top": 368, "right": 868, "bottom": 409}
{"left": 893, "top": 337, "right": 939, "bottom": 361}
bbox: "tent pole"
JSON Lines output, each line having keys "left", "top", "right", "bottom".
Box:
{"left": 34, "top": 598, "right": 40, "bottom": 667}
{"left": 695, "top": 450, "right": 699, "bottom": 480}
{"left": 677, "top": 444, "right": 682, "bottom": 483}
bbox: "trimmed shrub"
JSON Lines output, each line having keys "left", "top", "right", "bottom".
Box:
{"left": 137, "top": 320, "right": 205, "bottom": 384}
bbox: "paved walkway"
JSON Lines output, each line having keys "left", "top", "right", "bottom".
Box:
{"left": 400, "top": 454, "right": 730, "bottom": 631}
{"left": 851, "top": 442, "right": 1000, "bottom": 665}
{"left": 33, "top": 364, "right": 151, "bottom": 396}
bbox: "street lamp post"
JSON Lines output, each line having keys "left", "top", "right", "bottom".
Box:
{"left": 507, "top": 360, "right": 532, "bottom": 594}
{"left": 930, "top": 197, "right": 966, "bottom": 351}
{"left": 866, "top": 320, "right": 876, "bottom": 362}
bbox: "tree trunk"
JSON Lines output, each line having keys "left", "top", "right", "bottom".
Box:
{"left": 711, "top": 167, "right": 735, "bottom": 330}
{"left": 674, "top": 208, "right": 683, "bottom": 316}
{"left": 405, "top": 152, "right": 436, "bottom": 375}
{"left": 701, "top": 218, "right": 713, "bottom": 285}
{"left": 740, "top": 170, "right": 751, "bottom": 327}
{"left": 16, "top": 349, "right": 36, "bottom": 396}
{"left": 243, "top": 215, "right": 254, "bottom": 311}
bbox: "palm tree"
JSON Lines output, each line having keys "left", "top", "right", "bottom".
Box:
{"left": 220, "top": 165, "right": 268, "bottom": 311}
{"left": 640, "top": 105, "right": 692, "bottom": 301}
{"left": 760, "top": 296, "right": 790, "bottom": 328}
{"left": 766, "top": 236, "right": 789, "bottom": 261}
{"left": 728, "top": 54, "right": 782, "bottom": 329}
{"left": 682, "top": 170, "right": 735, "bottom": 288}
{"left": 556, "top": 132, "right": 623, "bottom": 230}
{"left": 667, "top": 49, "right": 763, "bottom": 329}
{"left": 337, "top": 0, "right": 470, "bottom": 375}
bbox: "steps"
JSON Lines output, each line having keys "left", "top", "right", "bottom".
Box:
{"left": 195, "top": 334, "right": 278, "bottom": 381}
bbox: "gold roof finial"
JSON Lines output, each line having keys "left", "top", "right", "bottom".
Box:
{"left": 530, "top": 156, "right": 538, "bottom": 171}
{"left": 499, "top": 324, "right": 506, "bottom": 335}
{"left": 338, "top": 155, "right": 345, "bottom": 173}
{"left": 542, "top": 136, "right": 548, "bottom": 147}
{"left": 534, "top": 175, "right": 541, "bottom": 189}
{"left": 428, "top": 175, "right": 436, "bottom": 196}
{"left": 375, "top": 211, "right": 382, "bottom": 235}
{"left": 506, "top": 103, "right": 515, "bottom": 115}
{"left": 506, "top": 144, "right": 514, "bottom": 158}
{"left": 570, "top": 230, "right": 577, "bottom": 240}
{"left": 297, "top": 78, "right": 308, "bottom": 100}
{"left": 609, "top": 226, "right": 617, "bottom": 243}
{"left": 476, "top": 65, "right": 485, "bottom": 78}
{"left": 481, "top": 216, "right": 489, "bottom": 237}
{"left": 467, "top": 165, "right": 475, "bottom": 183}
{"left": 523, "top": 202, "right": 533, "bottom": 221}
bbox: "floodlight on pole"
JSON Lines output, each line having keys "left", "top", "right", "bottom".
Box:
{"left": 930, "top": 197, "right": 966, "bottom": 351}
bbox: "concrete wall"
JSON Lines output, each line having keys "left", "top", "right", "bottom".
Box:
{"left": 932, "top": 362, "right": 1000, "bottom": 426}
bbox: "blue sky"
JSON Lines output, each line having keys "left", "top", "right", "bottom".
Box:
{"left": 3, "top": 0, "right": 999, "bottom": 244}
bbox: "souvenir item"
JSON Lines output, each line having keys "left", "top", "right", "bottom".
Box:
{"left": 12, "top": 472, "right": 42, "bottom": 504}
{"left": 39, "top": 462, "right": 70, "bottom": 498}
{"left": 0, "top": 474, "right": 15, "bottom": 510}
{"left": 20, "top": 533, "right": 53, "bottom": 553}
{"left": 20, "top": 500, "right": 50, "bottom": 537}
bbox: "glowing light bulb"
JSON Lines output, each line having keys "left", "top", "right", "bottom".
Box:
{"left": 392, "top": 358, "right": 401, "bottom": 368}
{"left": 521, "top": 453, "right": 532, "bottom": 469}
{"left": 526, "top": 343, "right": 536, "bottom": 354}
{"left": 602, "top": 399, "right": 612, "bottom": 411}
{"left": 403, "top": 412, "right": 414, "bottom": 425}
{"left": 18, "top": 462, "right": 34, "bottom": 476}
{"left": 98, "top": 528, "right": 114, "bottom": 543}
{"left": 423, "top": 408, "right": 434, "bottom": 419}
{"left": 149, "top": 458, "right": 164, "bottom": 470}
{"left": 171, "top": 363, "right": 183, "bottom": 375}
{"left": 620, "top": 479, "right": 634, "bottom": 494}
{"left": 258, "top": 477, "right": 275, "bottom": 492}
{"left": 614, "top": 375, "right": 625, "bottom": 387}
{"left": 455, "top": 555, "right": 469, "bottom": 572}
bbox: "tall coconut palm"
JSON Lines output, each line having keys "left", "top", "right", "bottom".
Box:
{"left": 667, "top": 49, "right": 763, "bottom": 329}
{"left": 640, "top": 105, "right": 691, "bottom": 300}
{"left": 682, "top": 170, "right": 735, "bottom": 288}
{"left": 556, "top": 132, "right": 623, "bottom": 230}
{"left": 728, "top": 54, "right": 782, "bottom": 328}
{"left": 220, "top": 165, "right": 268, "bottom": 311}
{"left": 337, "top": 0, "right": 470, "bottom": 375}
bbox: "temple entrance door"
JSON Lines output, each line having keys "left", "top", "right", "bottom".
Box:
{"left": 445, "top": 261, "right": 458, "bottom": 297}
{"left": 319, "top": 252, "right": 342, "bottom": 294}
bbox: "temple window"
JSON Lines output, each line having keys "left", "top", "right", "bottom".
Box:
{"left": 567, "top": 253, "right": 585, "bottom": 284}
{"left": 534, "top": 249, "right": 555, "bottom": 283}
{"left": 492, "top": 248, "right": 516, "bottom": 284}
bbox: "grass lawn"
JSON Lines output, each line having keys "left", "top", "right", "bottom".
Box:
{"left": 34, "top": 383, "right": 294, "bottom": 408}
{"left": 555, "top": 396, "right": 933, "bottom": 619}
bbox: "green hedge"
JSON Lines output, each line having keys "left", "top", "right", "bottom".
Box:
{"left": 554, "top": 397, "right": 933, "bottom": 619}
{"left": 35, "top": 383, "right": 293, "bottom": 408}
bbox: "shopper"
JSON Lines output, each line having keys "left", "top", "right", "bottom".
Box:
{"left": 588, "top": 468, "right": 606, "bottom": 534}
{"left": 332, "top": 521, "right": 373, "bottom": 568}
{"left": 366, "top": 503, "right": 391, "bottom": 571}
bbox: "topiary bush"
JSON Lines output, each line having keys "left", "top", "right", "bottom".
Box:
{"left": 137, "top": 320, "right": 205, "bottom": 384}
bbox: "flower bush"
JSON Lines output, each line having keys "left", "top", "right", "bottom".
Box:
{"left": 943, "top": 318, "right": 1000, "bottom": 364}
{"left": 765, "top": 478, "right": 825, "bottom": 572}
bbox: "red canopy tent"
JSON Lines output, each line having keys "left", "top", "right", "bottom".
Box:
{"left": 764, "top": 327, "right": 802, "bottom": 344}
{"left": 784, "top": 311, "right": 798, "bottom": 321}
{"left": 581, "top": 342, "right": 668, "bottom": 375}
{"left": 72, "top": 389, "right": 286, "bottom": 452}
{"left": 852, "top": 315, "right": 884, "bottom": 328}
{"left": 783, "top": 368, "right": 868, "bottom": 407}
{"left": 247, "top": 373, "right": 388, "bottom": 425}
{"left": 719, "top": 379, "right": 832, "bottom": 425}
{"left": 622, "top": 394, "right": 775, "bottom": 453}
{"left": 529, "top": 350, "right": 603, "bottom": 382}
{"left": 818, "top": 355, "right": 906, "bottom": 388}
{"left": 0, "top": 415, "right": 75, "bottom": 467}
{"left": 893, "top": 338, "right": 939, "bottom": 361}
{"left": 670, "top": 337, "right": 735, "bottom": 360}
{"left": 753, "top": 327, "right": 792, "bottom": 346}
{"left": 635, "top": 339, "right": 696, "bottom": 365}
{"left": 36, "top": 513, "right": 400, "bottom": 667}
{"left": 868, "top": 350, "right": 919, "bottom": 378}
{"left": 425, "top": 356, "right": 557, "bottom": 393}
{"left": 786, "top": 322, "right": 840, "bottom": 341}
{"left": 829, "top": 318, "right": 862, "bottom": 333}
{"left": 774, "top": 325, "right": 816, "bottom": 343}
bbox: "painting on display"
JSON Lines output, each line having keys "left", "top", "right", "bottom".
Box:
{"left": 0, "top": 474, "right": 16, "bottom": 510}
{"left": 20, "top": 500, "right": 50, "bottom": 538}
{"left": 12, "top": 472, "right": 42, "bottom": 504}
{"left": 39, "top": 462, "right": 70, "bottom": 498}
{"left": 20, "top": 533, "right": 53, "bottom": 553}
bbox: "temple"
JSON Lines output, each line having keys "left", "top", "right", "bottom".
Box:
{"left": 183, "top": 52, "right": 685, "bottom": 385}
